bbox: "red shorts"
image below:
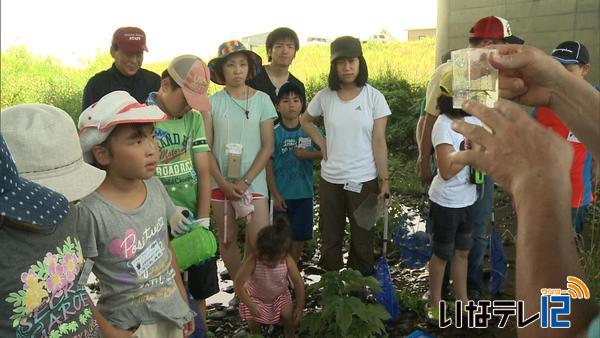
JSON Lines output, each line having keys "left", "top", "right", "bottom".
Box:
{"left": 210, "top": 188, "right": 265, "bottom": 202}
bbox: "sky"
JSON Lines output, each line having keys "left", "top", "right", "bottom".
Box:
{"left": 1, "top": 0, "right": 437, "bottom": 67}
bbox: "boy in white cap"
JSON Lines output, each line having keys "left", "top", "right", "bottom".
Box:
{"left": 146, "top": 55, "right": 216, "bottom": 331}
{"left": 0, "top": 104, "right": 105, "bottom": 336}
{"left": 77, "top": 91, "right": 195, "bottom": 337}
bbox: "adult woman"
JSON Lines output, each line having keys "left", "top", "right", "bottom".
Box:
{"left": 300, "top": 36, "right": 391, "bottom": 276}
{"left": 206, "top": 40, "right": 276, "bottom": 282}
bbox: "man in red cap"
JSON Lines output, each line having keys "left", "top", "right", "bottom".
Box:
{"left": 81, "top": 27, "right": 161, "bottom": 111}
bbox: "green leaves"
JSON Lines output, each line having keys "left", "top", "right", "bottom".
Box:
{"left": 299, "top": 268, "right": 391, "bottom": 337}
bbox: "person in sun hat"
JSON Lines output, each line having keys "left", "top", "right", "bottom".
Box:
{"left": 205, "top": 40, "right": 277, "bottom": 308}
{"left": 147, "top": 54, "right": 217, "bottom": 332}
{"left": 531, "top": 40, "right": 597, "bottom": 239}
{"left": 1, "top": 103, "right": 106, "bottom": 202}
{"left": 76, "top": 90, "right": 197, "bottom": 337}
{"left": 417, "top": 15, "right": 525, "bottom": 304}
{"left": 0, "top": 103, "right": 108, "bottom": 336}
{"left": 82, "top": 26, "right": 161, "bottom": 112}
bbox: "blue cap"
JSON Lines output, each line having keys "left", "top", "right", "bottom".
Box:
{"left": 552, "top": 41, "right": 589, "bottom": 65}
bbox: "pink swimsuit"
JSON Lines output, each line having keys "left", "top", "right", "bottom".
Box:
{"left": 239, "top": 259, "right": 292, "bottom": 324}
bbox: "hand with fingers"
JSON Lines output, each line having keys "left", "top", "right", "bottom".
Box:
{"left": 448, "top": 99, "right": 573, "bottom": 202}
{"left": 487, "top": 44, "right": 565, "bottom": 107}
{"left": 169, "top": 206, "right": 193, "bottom": 237}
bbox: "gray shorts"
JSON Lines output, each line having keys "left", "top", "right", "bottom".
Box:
{"left": 429, "top": 200, "right": 474, "bottom": 261}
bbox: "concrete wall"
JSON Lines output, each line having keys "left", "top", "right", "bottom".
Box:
{"left": 436, "top": 0, "right": 600, "bottom": 84}
{"left": 408, "top": 28, "right": 437, "bottom": 41}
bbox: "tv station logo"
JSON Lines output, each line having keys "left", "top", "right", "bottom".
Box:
{"left": 438, "top": 276, "right": 590, "bottom": 329}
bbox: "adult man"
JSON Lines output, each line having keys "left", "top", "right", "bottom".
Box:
{"left": 417, "top": 16, "right": 524, "bottom": 300}
{"left": 248, "top": 27, "right": 306, "bottom": 121}
{"left": 81, "top": 27, "right": 160, "bottom": 111}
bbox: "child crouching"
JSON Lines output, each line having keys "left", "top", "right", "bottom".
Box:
{"left": 234, "top": 216, "right": 305, "bottom": 337}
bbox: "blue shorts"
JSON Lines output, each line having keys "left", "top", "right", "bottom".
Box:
{"left": 273, "top": 198, "right": 313, "bottom": 241}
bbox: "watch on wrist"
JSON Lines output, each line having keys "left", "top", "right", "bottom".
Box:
{"left": 243, "top": 177, "right": 250, "bottom": 185}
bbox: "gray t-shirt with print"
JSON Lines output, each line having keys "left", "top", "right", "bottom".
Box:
{"left": 77, "top": 177, "right": 193, "bottom": 330}
{"left": 0, "top": 207, "right": 100, "bottom": 337}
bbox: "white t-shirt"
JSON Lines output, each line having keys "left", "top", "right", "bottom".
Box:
{"left": 428, "top": 114, "right": 480, "bottom": 208}
{"left": 425, "top": 62, "right": 452, "bottom": 117}
{"left": 307, "top": 84, "right": 391, "bottom": 184}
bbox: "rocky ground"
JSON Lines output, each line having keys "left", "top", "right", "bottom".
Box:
{"left": 200, "top": 191, "right": 521, "bottom": 337}
{"left": 88, "top": 190, "right": 522, "bottom": 337}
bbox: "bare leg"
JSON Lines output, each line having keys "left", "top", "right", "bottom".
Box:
{"left": 246, "top": 320, "right": 261, "bottom": 335}
{"left": 451, "top": 250, "right": 470, "bottom": 306}
{"left": 196, "top": 299, "right": 207, "bottom": 333}
{"left": 212, "top": 200, "right": 242, "bottom": 279}
{"left": 280, "top": 303, "right": 295, "bottom": 338}
{"left": 291, "top": 241, "right": 304, "bottom": 264}
{"left": 244, "top": 198, "right": 269, "bottom": 258}
{"left": 428, "top": 254, "right": 447, "bottom": 308}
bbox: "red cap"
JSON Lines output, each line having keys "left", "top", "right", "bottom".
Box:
{"left": 469, "top": 16, "right": 524, "bottom": 44}
{"left": 112, "top": 27, "right": 148, "bottom": 53}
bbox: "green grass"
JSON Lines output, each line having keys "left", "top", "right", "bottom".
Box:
{"left": 1, "top": 38, "right": 435, "bottom": 120}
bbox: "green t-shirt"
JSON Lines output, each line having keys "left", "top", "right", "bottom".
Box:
{"left": 153, "top": 110, "right": 210, "bottom": 215}
{"left": 209, "top": 89, "right": 277, "bottom": 197}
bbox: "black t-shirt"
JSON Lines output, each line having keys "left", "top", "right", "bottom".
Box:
{"left": 0, "top": 208, "right": 100, "bottom": 337}
{"left": 248, "top": 65, "right": 306, "bottom": 121}
{"left": 81, "top": 63, "right": 161, "bottom": 112}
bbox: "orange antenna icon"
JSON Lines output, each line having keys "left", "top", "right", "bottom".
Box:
{"left": 565, "top": 276, "right": 590, "bottom": 299}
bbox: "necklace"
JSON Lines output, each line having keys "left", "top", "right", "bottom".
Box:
{"left": 225, "top": 86, "right": 249, "bottom": 119}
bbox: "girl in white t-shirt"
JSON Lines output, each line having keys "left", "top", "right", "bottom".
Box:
{"left": 300, "top": 36, "right": 391, "bottom": 276}
{"left": 426, "top": 74, "right": 480, "bottom": 322}
{"left": 205, "top": 40, "right": 277, "bottom": 288}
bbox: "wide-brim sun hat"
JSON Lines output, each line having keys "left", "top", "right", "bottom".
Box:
{"left": 208, "top": 40, "right": 263, "bottom": 85}
{"left": 0, "top": 133, "right": 69, "bottom": 227}
{"left": 1, "top": 103, "right": 106, "bottom": 202}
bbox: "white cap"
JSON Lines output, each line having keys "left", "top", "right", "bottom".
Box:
{"left": 78, "top": 91, "right": 167, "bottom": 163}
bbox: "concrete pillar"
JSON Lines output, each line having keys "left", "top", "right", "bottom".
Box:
{"left": 435, "top": 0, "right": 451, "bottom": 67}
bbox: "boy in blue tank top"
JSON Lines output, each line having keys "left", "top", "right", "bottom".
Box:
{"left": 266, "top": 82, "right": 322, "bottom": 264}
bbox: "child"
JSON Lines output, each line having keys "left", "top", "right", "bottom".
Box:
{"left": 266, "top": 82, "right": 322, "bottom": 264}
{"left": 146, "top": 55, "right": 218, "bottom": 330}
{"left": 76, "top": 91, "right": 195, "bottom": 337}
{"left": 0, "top": 104, "right": 107, "bottom": 337}
{"left": 300, "top": 36, "right": 391, "bottom": 277}
{"left": 426, "top": 70, "right": 479, "bottom": 322}
{"left": 234, "top": 216, "right": 304, "bottom": 337}
{"left": 532, "top": 41, "right": 597, "bottom": 238}
{"left": 206, "top": 40, "right": 277, "bottom": 287}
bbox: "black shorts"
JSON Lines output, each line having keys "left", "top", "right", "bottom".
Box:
{"left": 187, "top": 257, "right": 219, "bottom": 300}
{"left": 429, "top": 200, "right": 474, "bottom": 261}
